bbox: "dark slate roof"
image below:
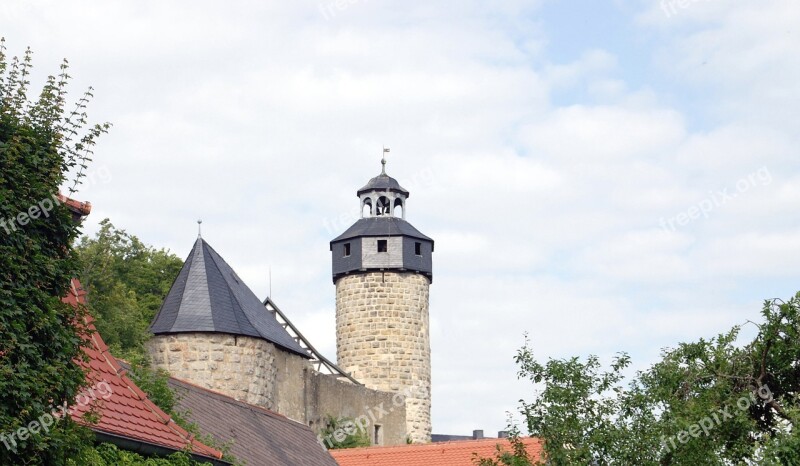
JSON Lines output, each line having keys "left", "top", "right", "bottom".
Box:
{"left": 330, "top": 217, "right": 434, "bottom": 244}
{"left": 149, "top": 238, "right": 309, "bottom": 358}
{"left": 168, "top": 377, "right": 339, "bottom": 466}
{"left": 357, "top": 173, "right": 409, "bottom": 196}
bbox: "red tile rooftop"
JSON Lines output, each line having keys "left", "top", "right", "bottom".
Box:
{"left": 64, "top": 279, "right": 226, "bottom": 463}
{"left": 57, "top": 193, "right": 92, "bottom": 217}
{"left": 330, "top": 436, "right": 544, "bottom": 466}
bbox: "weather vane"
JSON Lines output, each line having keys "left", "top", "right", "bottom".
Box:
{"left": 197, "top": 219, "right": 202, "bottom": 238}
{"left": 381, "top": 146, "right": 390, "bottom": 174}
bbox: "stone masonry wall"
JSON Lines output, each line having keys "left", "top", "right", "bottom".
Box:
{"left": 307, "top": 372, "right": 407, "bottom": 446}
{"left": 335, "top": 272, "right": 431, "bottom": 443}
{"left": 146, "top": 333, "right": 278, "bottom": 410}
{"left": 147, "top": 330, "right": 413, "bottom": 446}
{"left": 272, "top": 346, "right": 313, "bottom": 422}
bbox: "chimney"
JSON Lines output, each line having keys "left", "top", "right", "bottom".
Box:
{"left": 498, "top": 431, "right": 509, "bottom": 438}
{"left": 472, "top": 430, "right": 484, "bottom": 440}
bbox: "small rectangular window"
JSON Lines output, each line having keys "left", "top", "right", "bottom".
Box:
{"left": 343, "top": 243, "right": 351, "bottom": 257}
{"left": 374, "top": 424, "right": 383, "bottom": 445}
{"left": 415, "top": 242, "right": 422, "bottom": 256}
{"left": 377, "top": 239, "right": 388, "bottom": 252}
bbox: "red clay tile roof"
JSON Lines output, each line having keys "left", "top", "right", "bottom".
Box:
{"left": 57, "top": 193, "right": 92, "bottom": 217}
{"left": 63, "top": 279, "right": 225, "bottom": 463}
{"left": 330, "top": 437, "right": 545, "bottom": 466}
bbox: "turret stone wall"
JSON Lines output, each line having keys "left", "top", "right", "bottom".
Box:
{"left": 335, "top": 272, "right": 432, "bottom": 443}
{"left": 146, "top": 333, "right": 278, "bottom": 410}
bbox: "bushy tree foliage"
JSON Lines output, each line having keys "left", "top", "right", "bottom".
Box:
{"left": 0, "top": 40, "right": 109, "bottom": 464}
{"left": 0, "top": 41, "right": 219, "bottom": 466}
{"left": 75, "top": 219, "right": 183, "bottom": 357}
{"left": 483, "top": 293, "right": 800, "bottom": 465}
{"left": 68, "top": 443, "right": 214, "bottom": 466}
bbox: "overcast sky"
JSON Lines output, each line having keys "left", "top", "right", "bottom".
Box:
{"left": 3, "top": 0, "right": 799, "bottom": 436}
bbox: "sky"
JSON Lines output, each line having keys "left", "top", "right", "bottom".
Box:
{"left": 3, "top": 0, "right": 799, "bottom": 436}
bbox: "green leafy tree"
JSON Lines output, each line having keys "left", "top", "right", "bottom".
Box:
{"left": 0, "top": 40, "right": 109, "bottom": 464}
{"left": 75, "top": 219, "right": 183, "bottom": 357}
{"left": 0, "top": 41, "right": 216, "bottom": 466}
{"left": 481, "top": 293, "right": 800, "bottom": 465}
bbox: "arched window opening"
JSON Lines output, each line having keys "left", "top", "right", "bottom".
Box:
{"left": 394, "top": 198, "right": 404, "bottom": 218}
{"left": 376, "top": 196, "right": 391, "bottom": 216}
{"left": 362, "top": 198, "right": 372, "bottom": 217}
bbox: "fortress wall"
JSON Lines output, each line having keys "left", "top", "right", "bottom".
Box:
{"left": 147, "top": 331, "right": 413, "bottom": 446}
{"left": 272, "top": 348, "right": 313, "bottom": 422}
{"left": 307, "top": 372, "right": 407, "bottom": 446}
{"left": 147, "top": 333, "right": 277, "bottom": 410}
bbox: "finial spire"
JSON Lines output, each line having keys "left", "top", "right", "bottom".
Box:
{"left": 197, "top": 219, "right": 203, "bottom": 238}
{"left": 381, "top": 146, "right": 390, "bottom": 175}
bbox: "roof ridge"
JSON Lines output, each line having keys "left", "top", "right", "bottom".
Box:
{"left": 200, "top": 240, "right": 253, "bottom": 335}
{"left": 148, "top": 239, "right": 196, "bottom": 333}
{"left": 177, "top": 238, "right": 212, "bottom": 328}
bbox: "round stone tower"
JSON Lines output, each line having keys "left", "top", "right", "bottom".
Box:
{"left": 330, "top": 156, "right": 434, "bottom": 443}
{"left": 146, "top": 236, "right": 310, "bottom": 410}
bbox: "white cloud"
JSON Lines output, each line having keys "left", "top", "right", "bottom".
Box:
{"left": 641, "top": 0, "right": 800, "bottom": 128}
{"left": 521, "top": 104, "right": 686, "bottom": 161}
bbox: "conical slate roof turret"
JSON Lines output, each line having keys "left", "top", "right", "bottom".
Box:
{"left": 150, "top": 238, "right": 308, "bottom": 358}
{"left": 357, "top": 174, "right": 409, "bottom": 197}
{"left": 357, "top": 153, "right": 410, "bottom": 196}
